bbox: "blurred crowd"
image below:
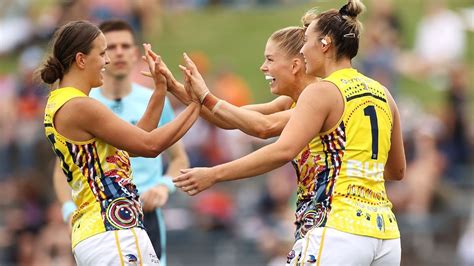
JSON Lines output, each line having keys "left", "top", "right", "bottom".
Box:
{"left": 0, "top": 0, "right": 473, "bottom": 265}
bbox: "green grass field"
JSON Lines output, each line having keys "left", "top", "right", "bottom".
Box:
{"left": 2, "top": 0, "right": 473, "bottom": 113}
{"left": 150, "top": 0, "right": 473, "bottom": 111}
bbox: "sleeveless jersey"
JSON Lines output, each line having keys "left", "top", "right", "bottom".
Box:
{"left": 292, "top": 68, "right": 399, "bottom": 240}
{"left": 89, "top": 84, "right": 175, "bottom": 193}
{"left": 44, "top": 87, "right": 144, "bottom": 248}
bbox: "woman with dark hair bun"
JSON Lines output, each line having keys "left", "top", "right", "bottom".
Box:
{"left": 41, "top": 20, "right": 201, "bottom": 265}
{"left": 174, "top": 1, "right": 405, "bottom": 265}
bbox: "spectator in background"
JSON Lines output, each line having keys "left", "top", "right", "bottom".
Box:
{"left": 0, "top": 0, "right": 33, "bottom": 55}
{"left": 57, "top": 0, "right": 89, "bottom": 26}
{"left": 414, "top": 0, "right": 465, "bottom": 69}
{"left": 457, "top": 205, "right": 474, "bottom": 266}
{"left": 440, "top": 64, "right": 472, "bottom": 180}
{"left": 398, "top": 0, "right": 467, "bottom": 85}
{"left": 255, "top": 167, "right": 295, "bottom": 266}
{"left": 15, "top": 46, "right": 47, "bottom": 174}
{"left": 0, "top": 73, "right": 17, "bottom": 178}
{"left": 32, "top": 202, "right": 74, "bottom": 265}
{"left": 359, "top": 0, "right": 401, "bottom": 95}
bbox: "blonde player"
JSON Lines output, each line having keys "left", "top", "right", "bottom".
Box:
{"left": 40, "top": 21, "right": 200, "bottom": 265}
{"left": 174, "top": 0, "right": 406, "bottom": 265}
{"left": 156, "top": 24, "right": 317, "bottom": 140}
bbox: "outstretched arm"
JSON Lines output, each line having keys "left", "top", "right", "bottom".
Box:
{"left": 56, "top": 54, "right": 202, "bottom": 158}
{"left": 175, "top": 53, "right": 294, "bottom": 138}
{"left": 135, "top": 44, "right": 167, "bottom": 132}
{"left": 173, "top": 82, "right": 335, "bottom": 195}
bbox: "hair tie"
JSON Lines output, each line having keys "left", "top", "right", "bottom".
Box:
{"left": 339, "top": 3, "right": 350, "bottom": 16}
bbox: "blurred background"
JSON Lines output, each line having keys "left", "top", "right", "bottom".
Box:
{"left": 0, "top": 0, "right": 473, "bottom": 265}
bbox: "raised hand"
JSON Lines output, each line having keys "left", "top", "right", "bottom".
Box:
{"left": 178, "top": 53, "right": 211, "bottom": 103}
{"left": 141, "top": 50, "right": 195, "bottom": 105}
{"left": 173, "top": 167, "right": 216, "bottom": 196}
{"left": 141, "top": 43, "right": 166, "bottom": 89}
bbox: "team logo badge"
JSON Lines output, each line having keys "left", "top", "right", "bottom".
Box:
{"left": 106, "top": 198, "right": 140, "bottom": 229}
{"left": 125, "top": 254, "right": 138, "bottom": 264}
{"left": 307, "top": 254, "right": 317, "bottom": 263}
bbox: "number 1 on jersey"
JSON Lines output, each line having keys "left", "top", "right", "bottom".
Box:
{"left": 364, "top": 105, "right": 379, "bottom": 160}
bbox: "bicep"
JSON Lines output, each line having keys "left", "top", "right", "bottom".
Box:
{"left": 262, "top": 109, "right": 293, "bottom": 138}
{"left": 78, "top": 101, "right": 153, "bottom": 156}
{"left": 275, "top": 86, "right": 330, "bottom": 156}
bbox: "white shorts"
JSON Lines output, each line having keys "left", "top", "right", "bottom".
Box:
{"left": 73, "top": 228, "right": 160, "bottom": 265}
{"left": 286, "top": 227, "right": 401, "bottom": 266}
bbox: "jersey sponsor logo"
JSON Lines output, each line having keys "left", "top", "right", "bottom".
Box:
{"left": 346, "top": 160, "right": 384, "bottom": 181}
{"left": 346, "top": 184, "right": 387, "bottom": 202}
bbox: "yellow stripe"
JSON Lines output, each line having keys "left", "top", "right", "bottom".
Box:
{"left": 294, "top": 251, "right": 299, "bottom": 266}
{"left": 301, "top": 228, "right": 316, "bottom": 266}
{"left": 316, "top": 228, "right": 328, "bottom": 266}
{"left": 114, "top": 231, "right": 125, "bottom": 266}
{"left": 131, "top": 228, "right": 143, "bottom": 266}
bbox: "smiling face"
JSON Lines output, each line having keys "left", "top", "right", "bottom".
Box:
{"left": 103, "top": 30, "right": 137, "bottom": 79}
{"left": 300, "top": 20, "right": 325, "bottom": 77}
{"left": 259, "top": 39, "right": 299, "bottom": 96}
{"left": 83, "top": 33, "right": 110, "bottom": 88}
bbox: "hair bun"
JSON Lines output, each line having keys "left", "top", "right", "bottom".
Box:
{"left": 339, "top": 0, "right": 365, "bottom": 18}
{"left": 40, "top": 57, "right": 65, "bottom": 84}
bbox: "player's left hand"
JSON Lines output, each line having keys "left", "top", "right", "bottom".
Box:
{"left": 179, "top": 53, "right": 210, "bottom": 102}
{"left": 173, "top": 168, "right": 216, "bottom": 196}
{"left": 140, "top": 185, "right": 169, "bottom": 211}
{"left": 142, "top": 43, "right": 167, "bottom": 89}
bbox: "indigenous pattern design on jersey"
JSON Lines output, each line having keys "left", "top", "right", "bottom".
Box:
{"left": 89, "top": 84, "right": 175, "bottom": 193}
{"left": 292, "top": 68, "right": 399, "bottom": 240}
{"left": 44, "top": 87, "right": 144, "bottom": 248}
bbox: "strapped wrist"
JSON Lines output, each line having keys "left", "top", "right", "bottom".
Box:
{"left": 212, "top": 100, "right": 224, "bottom": 114}
{"left": 199, "top": 91, "right": 210, "bottom": 103}
{"left": 202, "top": 93, "right": 219, "bottom": 110}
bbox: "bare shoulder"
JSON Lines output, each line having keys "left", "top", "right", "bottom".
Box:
{"left": 299, "top": 81, "right": 340, "bottom": 102}
{"left": 381, "top": 86, "right": 399, "bottom": 116}
{"left": 59, "top": 96, "right": 112, "bottom": 121}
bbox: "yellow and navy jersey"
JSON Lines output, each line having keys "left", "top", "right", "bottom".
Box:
{"left": 44, "top": 87, "right": 144, "bottom": 248}
{"left": 292, "top": 68, "right": 399, "bottom": 240}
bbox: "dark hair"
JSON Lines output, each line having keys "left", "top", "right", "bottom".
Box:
{"left": 99, "top": 20, "right": 135, "bottom": 40}
{"left": 40, "top": 20, "right": 101, "bottom": 84}
{"left": 312, "top": 0, "right": 365, "bottom": 60}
